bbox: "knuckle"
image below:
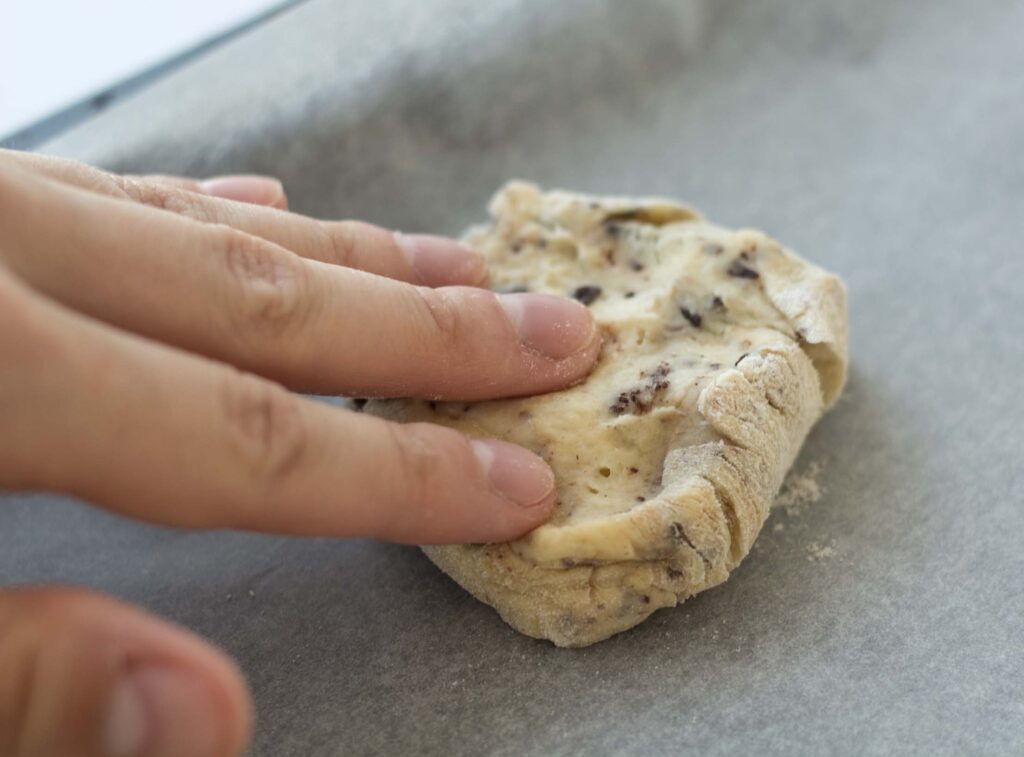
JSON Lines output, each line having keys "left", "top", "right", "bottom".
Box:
{"left": 118, "top": 177, "right": 216, "bottom": 223}
{"left": 221, "top": 371, "right": 309, "bottom": 488}
{"left": 416, "top": 288, "right": 464, "bottom": 352}
{"left": 319, "top": 221, "right": 359, "bottom": 267}
{"left": 68, "top": 164, "right": 128, "bottom": 199}
{"left": 387, "top": 422, "right": 458, "bottom": 496}
{"left": 217, "top": 227, "right": 310, "bottom": 340}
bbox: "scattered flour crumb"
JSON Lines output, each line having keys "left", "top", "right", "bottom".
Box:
{"left": 768, "top": 463, "right": 837, "bottom": 562}
{"left": 806, "top": 540, "right": 838, "bottom": 562}
{"left": 774, "top": 461, "right": 824, "bottom": 515}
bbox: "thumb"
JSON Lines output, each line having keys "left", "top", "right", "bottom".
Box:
{"left": 0, "top": 587, "right": 251, "bottom": 757}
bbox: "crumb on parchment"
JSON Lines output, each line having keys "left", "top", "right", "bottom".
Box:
{"left": 806, "top": 540, "right": 838, "bottom": 562}
{"left": 774, "top": 461, "right": 824, "bottom": 515}
{"left": 769, "top": 462, "right": 839, "bottom": 562}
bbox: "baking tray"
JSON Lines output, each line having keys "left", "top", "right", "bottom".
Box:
{"left": 4, "top": 0, "right": 1022, "bottom": 753}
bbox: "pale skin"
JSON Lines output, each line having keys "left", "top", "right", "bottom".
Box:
{"left": 0, "top": 150, "right": 601, "bottom": 757}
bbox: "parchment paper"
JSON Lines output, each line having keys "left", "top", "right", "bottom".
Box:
{"left": 3, "top": 0, "right": 1022, "bottom": 753}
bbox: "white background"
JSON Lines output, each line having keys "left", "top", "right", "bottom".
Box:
{"left": 0, "top": 1, "right": 289, "bottom": 138}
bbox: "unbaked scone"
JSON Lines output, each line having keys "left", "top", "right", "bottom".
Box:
{"left": 366, "top": 182, "right": 848, "bottom": 647}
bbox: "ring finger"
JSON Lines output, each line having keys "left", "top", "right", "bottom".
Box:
{"left": 0, "top": 150, "right": 485, "bottom": 288}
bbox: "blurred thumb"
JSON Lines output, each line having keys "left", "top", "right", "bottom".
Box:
{"left": 0, "top": 587, "right": 251, "bottom": 757}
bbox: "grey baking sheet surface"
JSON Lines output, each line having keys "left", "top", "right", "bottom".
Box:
{"left": 4, "top": 0, "right": 1023, "bottom": 754}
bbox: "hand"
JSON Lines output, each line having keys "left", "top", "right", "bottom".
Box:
{"left": 0, "top": 150, "right": 601, "bottom": 756}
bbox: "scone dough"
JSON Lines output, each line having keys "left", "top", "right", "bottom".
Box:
{"left": 367, "top": 182, "right": 848, "bottom": 647}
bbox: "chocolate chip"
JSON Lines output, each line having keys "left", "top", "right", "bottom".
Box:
{"left": 641, "top": 595, "right": 651, "bottom": 604}
{"left": 610, "top": 362, "right": 671, "bottom": 415}
{"left": 727, "top": 260, "right": 760, "bottom": 279}
{"left": 679, "top": 306, "right": 702, "bottom": 328}
{"left": 606, "top": 208, "right": 644, "bottom": 221}
{"left": 624, "top": 291, "right": 636, "bottom": 299}
{"left": 510, "top": 242, "right": 522, "bottom": 254}
{"left": 710, "top": 295, "right": 725, "bottom": 310}
{"left": 636, "top": 496, "right": 646, "bottom": 502}
{"left": 572, "top": 285, "right": 602, "bottom": 305}
{"left": 628, "top": 259, "right": 644, "bottom": 271}
{"left": 628, "top": 467, "right": 639, "bottom": 474}
{"left": 610, "top": 391, "right": 632, "bottom": 414}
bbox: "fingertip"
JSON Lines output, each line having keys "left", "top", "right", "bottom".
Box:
{"left": 102, "top": 599, "right": 254, "bottom": 757}
{"left": 497, "top": 293, "right": 600, "bottom": 361}
{"left": 469, "top": 438, "right": 557, "bottom": 540}
{"left": 105, "top": 658, "right": 251, "bottom": 757}
{"left": 199, "top": 175, "right": 286, "bottom": 209}
{"left": 395, "top": 232, "right": 488, "bottom": 287}
{"left": 95, "top": 594, "right": 254, "bottom": 757}
{"left": 471, "top": 439, "right": 555, "bottom": 512}
{"left": 565, "top": 316, "right": 604, "bottom": 376}
{"left": 0, "top": 588, "right": 252, "bottom": 757}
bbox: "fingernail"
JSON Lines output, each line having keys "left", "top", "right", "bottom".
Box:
{"left": 472, "top": 439, "right": 555, "bottom": 508}
{"left": 395, "top": 232, "right": 486, "bottom": 287}
{"left": 199, "top": 175, "right": 284, "bottom": 207}
{"left": 498, "top": 293, "right": 596, "bottom": 359}
{"left": 104, "top": 666, "right": 221, "bottom": 757}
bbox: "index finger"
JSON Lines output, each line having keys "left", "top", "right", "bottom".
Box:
{"left": 2, "top": 170, "right": 601, "bottom": 400}
{"left": 2, "top": 276, "right": 556, "bottom": 544}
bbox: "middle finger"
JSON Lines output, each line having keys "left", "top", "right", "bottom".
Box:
{"left": 1, "top": 169, "right": 601, "bottom": 399}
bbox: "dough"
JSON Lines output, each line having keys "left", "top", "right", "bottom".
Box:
{"left": 367, "top": 182, "right": 848, "bottom": 647}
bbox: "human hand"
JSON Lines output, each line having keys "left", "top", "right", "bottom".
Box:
{"left": 0, "top": 150, "right": 601, "bottom": 756}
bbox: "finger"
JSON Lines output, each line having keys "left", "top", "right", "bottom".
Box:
{"left": 0, "top": 277, "right": 556, "bottom": 542}
{"left": 0, "top": 149, "right": 484, "bottom": 287}
{"left": 1, "top": 172, "right": 600, "bottom": 399}
{"left": 0, "top": 587, "right": 250, "bottom": 757}
{"left": 130, "top": 174, "right": 289, "bottom": 210}
{"left": 0, "top": 150, "right": 286, "bottom": 209}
